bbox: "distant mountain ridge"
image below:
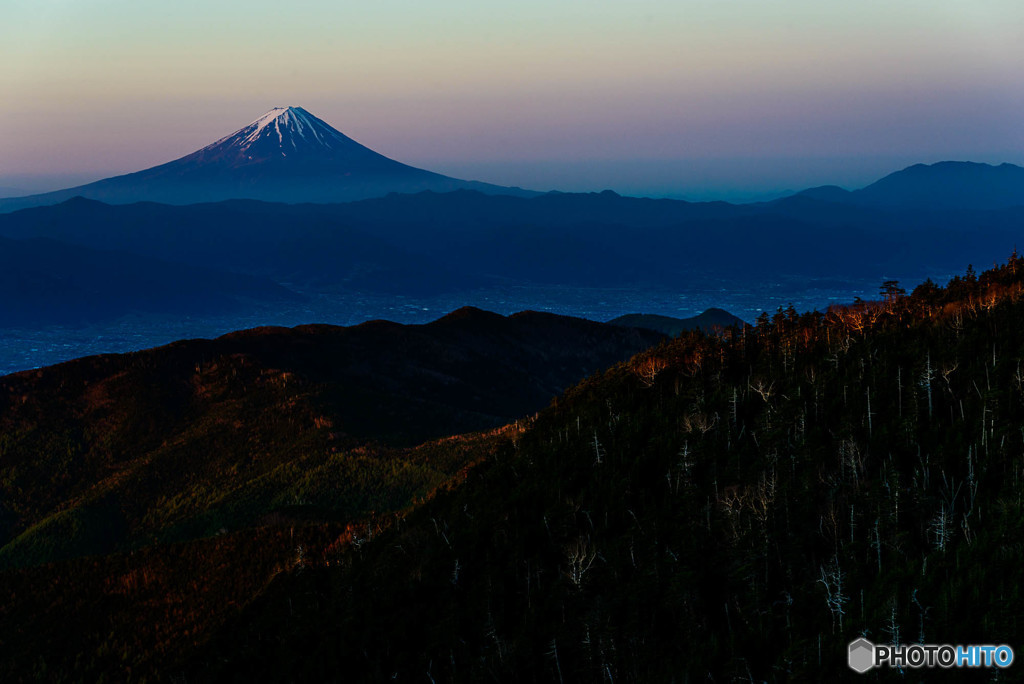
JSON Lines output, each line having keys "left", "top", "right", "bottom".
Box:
{"left": 793, "top": 161, "right": 1024, "bottom": 210}
{"left": 2, "top": 184, "right": 1024, "bottom": 342}
{"left": 0, "top": 107, "right": 535, "bottom": 210}
{"left": 608, "top": 308, "right": 745, "bottom": 335}
{"left": 4, "top": 187, "right": 1020, "bottom": 296}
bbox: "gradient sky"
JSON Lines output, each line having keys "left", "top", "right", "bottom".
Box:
{"left": 2, "top": 0, "right": 1023, "bottom": 200}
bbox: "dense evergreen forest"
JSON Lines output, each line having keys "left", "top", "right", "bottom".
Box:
{"left": 4, "top": 257, "right": 1024, "bottom": 681}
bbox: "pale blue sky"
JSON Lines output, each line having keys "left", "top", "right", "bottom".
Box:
{"left": 2, "top": 0, "right": 1023, "bottom": 199}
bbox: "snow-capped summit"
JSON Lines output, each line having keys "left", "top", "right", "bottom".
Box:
{"left": 177, "top": 105, "right": 435, "bottom": 178}
{"left": 239, "top": 107, "right": 340, "bottom": 150}
{"left": 0, "top": 107, "right": 532, "bottom": 210}
{"left": 198, "top": 106, "right": 376, "bottom": 163}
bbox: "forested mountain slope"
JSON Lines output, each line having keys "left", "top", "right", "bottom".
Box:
{"left": 0, "top": 310, "right": 661, "bottom": 680}
{"left": 191, "top": 258, "right": 1024, "bottom": 682}
{"left": 4, "top": 259, "right": 1024, "bottom": 681}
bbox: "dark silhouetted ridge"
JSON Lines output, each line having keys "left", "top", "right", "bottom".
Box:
{"left": 608, "top": 308, "right": 745, "bottom": 336}
{"left": 787, "top": 161, "right": 1024, "bottom": 211}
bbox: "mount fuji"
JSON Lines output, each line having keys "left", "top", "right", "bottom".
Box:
{"left": 0, "top": 107, "right": 535, "bottom": 211}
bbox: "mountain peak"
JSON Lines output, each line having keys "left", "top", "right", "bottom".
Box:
{"left": 244, "top": 106, "right": 314, "bottom": 136}
{"left": 857, "top": 160, "right": 1024, "bottom": 210}
{"left": 202, "top": 105, "right": 356, "bottom": 157}
{"left": 249, "top": 106, "right": 298, "bottom": 130}
{"left": 0, "top": 106, "right": 535, "bottom": 209}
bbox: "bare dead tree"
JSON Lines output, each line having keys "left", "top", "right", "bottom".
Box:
{"left": 872, "top": 517, "right": 882, "bottom": 574}
{"left": 884, "top": 596, "right": 901, "bottom": 651}
{"left": 681, "top": 411, "right": 718, "bottom": 435}
{"left": 929, "top": 506, "right": 952, "bottom": 552}
{"left": 634, "top": 356, "right": 668, "bottom": 387}
{"left": 921, "top": 352, "right": 934, "bottom": 419}
{"left": 564, "top": 536, "right": 598, "bottom": 588}
{"left": 911, "top": 589, "right": 929, "bottom": 644}
{"left": 719, "top": 485, "right": 749, "bottom": 541}
{"left": 866, "top": 388, "right": 873, "bottom": 437}
{"left": 548, "top": 639, "right": 564, "bottom": 684}
{"left": 750, "top": 470, "right": 777, "bottom": 527}
{"left": 940, "top": 361, "right": 959, "bottom": 390}
{"left": 749, "top": 378, "right": 775, "bottom": 403}
{"left": 818, "top": 556, "right": 848, "bottom": 632}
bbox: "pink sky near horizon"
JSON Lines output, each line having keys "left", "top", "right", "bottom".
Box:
{"left": 2, "top": 0, "right": 1023, "bottom": 199}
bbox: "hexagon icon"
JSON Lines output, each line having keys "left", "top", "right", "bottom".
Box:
{"left": 848, "top": 638, "right": 875, "bottom": 673}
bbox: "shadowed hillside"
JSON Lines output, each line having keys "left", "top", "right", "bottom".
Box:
{"left": 0, "top": 307, "right": 662, "bottom": 567}
{"left": 188, "top": 256, "right": 1024, "bottom": 682}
